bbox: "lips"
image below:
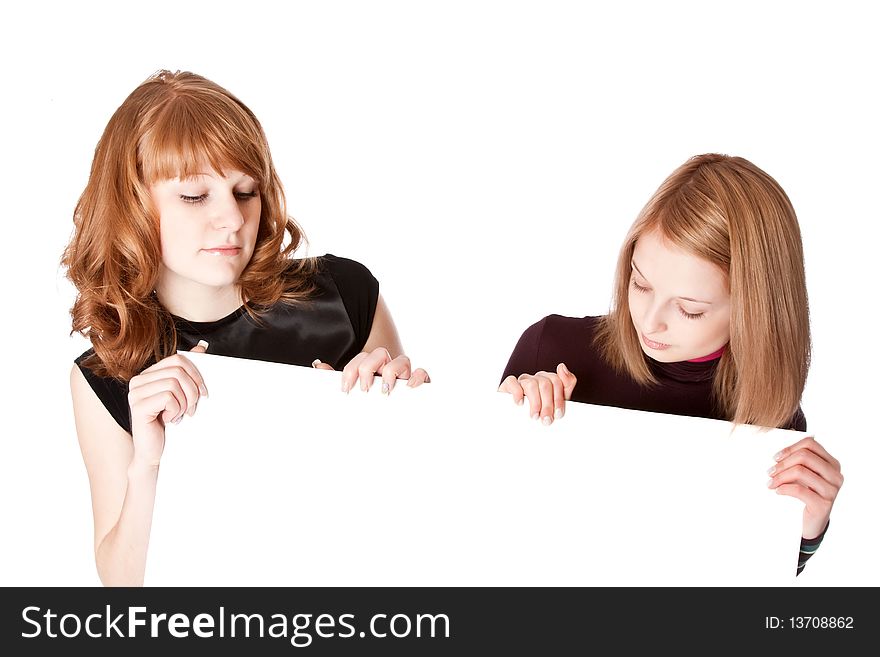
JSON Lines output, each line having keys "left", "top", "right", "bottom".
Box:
{"left": 202, "top": 246, "right": 242, "bottom": 255}
{"left": 641, "top": 333, "right": 671, "bottom": 350}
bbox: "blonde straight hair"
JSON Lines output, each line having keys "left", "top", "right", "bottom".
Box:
{"left": 595, "top": 154, "right": 810, "bottom": 429}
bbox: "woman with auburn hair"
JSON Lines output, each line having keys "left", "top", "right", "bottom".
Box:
{"left": 63, "top": 70, "right": 429, "bottom": 586}
{"left": 499, "top": 153, "right": 842, "bottom": 575}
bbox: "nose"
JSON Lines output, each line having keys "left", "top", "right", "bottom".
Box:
{"left": 211, "top": 192, "right": 246, "bottom": 231}
{"left": 642, "top": 301, "right": 668, "bottom": 335}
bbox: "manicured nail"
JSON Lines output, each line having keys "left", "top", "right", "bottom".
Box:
{"left": 773, "top": 451, "right": 784, "bottom": 461}
{"left": 199, "top": 384, "right": 209, "bottom": 397}
{"left": 382, "top": 382, "right": 389, "bottom": 395}
{"left": 341, "top": 380, "right": 351, "bottom": 393}
{"left": 767, "top": 465, "right": 776, "bottom": 475}
{"left": 516, "top": 397, "right": 524, "bottom": 406}
{"left": 173, "top": 415, "right": 183, "bottom": 424}
{"left": 531, "top": 413, "right": 539, "bottom": 421}
{"left": 312, "top": 359, "right": 322, "bottom": 368}
{"left": 541, "top": 416, "right": 552, "bottom": 426}
{"left": 197, "top": 340, "right": 209, "bottom": 350}
{"left": 555, "top": 408, "right": 563, "bottom": 419}
{"left": 766, "top": 478, "right": 774, "bottom": 488}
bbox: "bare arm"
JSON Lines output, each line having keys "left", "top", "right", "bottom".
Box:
{"left": 70, "top": 364, "right": 157, "bottom": 586}
{"left": 362, "top": 294, "right": 404, "bottom": 356}
{"left": 70, "top": 346, "right": 207, "bottom": 586}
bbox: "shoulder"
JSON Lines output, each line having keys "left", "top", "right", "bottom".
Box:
{"left": 532, "top": 314, "right": 603, "bottom": 342}
{"left": 513, "top": 314, "right": 603, "bottom": 345}
{"left": 313, "top": 253, "right": 379, "bottom": 307}
{"left": 72, "top": 348, "right": 131, "bottom": 433}
{"left": 317, "top": 254, "right": 377, "bottom": 284}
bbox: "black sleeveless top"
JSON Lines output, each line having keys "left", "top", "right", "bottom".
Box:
{"left": 75, "top": 254, "right": 379, "bottom": 434}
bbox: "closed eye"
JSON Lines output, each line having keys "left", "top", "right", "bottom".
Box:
{"left": 180, "top": 191, "right": 258, "bottom": 205}
{"left": 631, "top": 280, "right": 705, "bottom": 320}
{"left": 180, "top": 194, "right": 207, "bottom": 205}
{"left": 678, "top": 308, "right": 704, "bottom": 320}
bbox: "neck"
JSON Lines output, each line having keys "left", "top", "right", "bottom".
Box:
{"left": 155, "top": 272, "right": 245, "bottom": 322}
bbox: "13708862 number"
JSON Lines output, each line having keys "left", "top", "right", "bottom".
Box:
{"left": 789, "top": 617, "right": 854, "bottom": 629}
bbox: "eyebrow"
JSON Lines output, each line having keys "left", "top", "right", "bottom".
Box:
{"left": 630, "top": 260, "right": 713, "bottom": 304}
{"left": 180, "top": 172, "right": 253, "bottom": 184}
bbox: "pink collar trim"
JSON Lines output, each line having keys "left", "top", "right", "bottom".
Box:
{"left": 687, "top": 345, "right": 726, "bottom": 363}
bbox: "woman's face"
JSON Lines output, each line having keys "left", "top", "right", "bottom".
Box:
{"left": 628, "top": 229, "right": 731, "bottom": 362}
{"left": 150, "top": 167, "right": 261, "bottom": 293}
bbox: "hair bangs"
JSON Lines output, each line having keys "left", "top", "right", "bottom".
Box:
{"left": 138, "top": 93, "right": 266, "bottom": 186}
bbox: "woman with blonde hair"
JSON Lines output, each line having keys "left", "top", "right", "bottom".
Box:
{"left": 63, "top": 70, "right": 429, "bottom": 586}
{"left": 499, "top": 153, "right": 842, "bottom": 574}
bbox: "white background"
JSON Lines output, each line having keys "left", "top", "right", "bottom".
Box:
{"left": 1, "top": 0, "right": 877, "bottom": 586}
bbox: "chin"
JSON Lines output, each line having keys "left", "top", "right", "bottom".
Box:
{"left": 641, "top": 346, "right": 679, "bottom": 362}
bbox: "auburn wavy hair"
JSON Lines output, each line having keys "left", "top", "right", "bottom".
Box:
{"left": 594, "top": 154, "right": 811, "bottom": 429}
{"left": 62, "top": 70, "right": 317, "bottom": 380}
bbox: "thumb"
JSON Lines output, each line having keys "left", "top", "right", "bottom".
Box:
{"left": 191, "top": 339, "right": 209, "bottom": 354}
{"left": 557, "top": 363, "right": 577, "bottom": 399}
{"left": 311, "top": 358, "right": 335, "bottom": 371}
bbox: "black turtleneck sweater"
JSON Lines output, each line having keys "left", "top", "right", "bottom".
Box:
{"left": 501, "top": 314, "right": 807, "bottom": 431}
{"left": 501, "top": 314, "right": 824, "bottom": 575}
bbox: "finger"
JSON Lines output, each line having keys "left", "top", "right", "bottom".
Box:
{"left": 311, "top": 359, "right": 335, "bottom": 371}
{"left": 771, "top": 449, "right": 844, "bottom": 490}
{"left": 498, "top": 376, "right": 525, "bottom": 405}
{"left": 340, "top": 352, "right": 369, "bottom": 393}
{"left": 772, "top": 483, "right": 826, "bottom": 511}
{"left": 557, "top": 362, "right": 578, "bottom": 400}
{"left": 775, "top": 436, "right": 839, "bottom": 469}
{"left": 518, "top": 375, "right": 543, "bottom": 419}
{"left": 549, "top": 369, "right": 566, "bottom": 419}
{"left": 140, "top": 353, "right": 208, "bottom": 398}
{"left": 191, "top": 339, "right": 209, "bottom": 353}
{"left": 769, "top": 464, "right": 838, "bottom": 501}
{"left": 129, "top": 378, "right": 187, "bottom": 424}
{"left": 381, "top": 355, "right": 412, "bottom": 395}
{"left": 130, "top": 366, "right": 202, "bottom": 416}
{"left": 357, "top": 348, "right": 393, "bottom": 392}
{"left": 406, "top": 368, "right": 431, "bottom": 388}
{"left": 535, "top": 373, "right": 557, "bottom": 425}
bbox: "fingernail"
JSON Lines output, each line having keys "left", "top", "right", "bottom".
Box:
{"left": 766, "top": 478, "right": 774, "bottom": 488}
{"left": 341, "top": 380, "right": 351, "bottom": 394}
{"left": 541, "top": 416, "right": 552, "bottom": 426}
{"left": 531, "top": 413, "right": 539, "bottom": 421}
{"left": 312, "top": 359, "right": 322, "bottom": 368}
{"left": 200, "top": 384, "right": 209, "bottom": 397}
{"left": 516, "top": 398, "right": 524, "bottom": 406}
{"left": 382, "top": 382, "right": 389, "bottom": 395}
{"left": 555, "top": 408, "right": 563, "bottom": 419}
{"left": 773, "top": 451, "right": 784, "bottom": 461}
{"left": 197, "top": 340, "right": 209, "bottom": 350}
{"left": 173, "top": 415, "right": 183, "bottom": 424}
{"left": 767, "top": 465, "right": 776, "bottom": 475}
